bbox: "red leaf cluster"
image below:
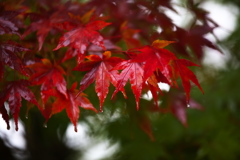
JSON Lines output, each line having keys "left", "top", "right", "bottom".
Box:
{"left": 28, "top": 59, "right": 68, "bottom": 102}
{"left": 51, "top": 83, "right": 98, "bottom": 132}
{"left": 0, "top": 0, "right": 220, "bottom": 136}
{"left": 73, "top": 51, "right": 124, "bottom": 112}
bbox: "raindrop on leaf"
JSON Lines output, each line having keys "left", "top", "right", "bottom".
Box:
{"left": 43, "top": 123, "right": 47, "bottom": 128}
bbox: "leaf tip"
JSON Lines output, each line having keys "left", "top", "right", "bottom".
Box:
{"left": 7, "top": 125, "right": 10, "bottom": 130}
{"left": 74, "top": 126, "right": 78, "bottom": 132}
{"left": 15, "top": 126, "right": 19, "bottom": 131}
{"left": 136, "top": 101, "right": 140, "bottom": 111}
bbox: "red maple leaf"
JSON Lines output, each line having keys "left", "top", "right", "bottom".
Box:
{"left": 120, "top": 21, "right": 141, "bottom": 49}
{"left": 22, "top": 2, "right": 77, "bottom": 51}
{"left": 73, "top": 51, "right": 124, "bottom": 112}
{"left": 53, "top": 20, "right": 111, "bottom": 55}
{"left": 22, "top": 14, "right": 66, "bottom": 51}
{"left": 167, "top": 25, "right": 221, "bottom": 60}
{"left": 170, "top": 59, "right": 204, "bottom": 103}
{"left": 61, "top": 48, "right": 84, "bottom": 64}
{"left": 169, "top": 92, "right": 204, "bottom": 127}
{"left": 28, "top": 59, "right": 68, "bottom": 102}
{"left": 0, "top": 80, "right": 39, "bottom": 130}
{"left": 22, "top": 19, "right": 53, "bottom": 51}
{"left": 111, "top": 53, "right": 144, "bottom": 110}
{"left": 144, "top": 73, "right": 163, "bottom": 108}
{"left": 143, "top": 41, "right": 175, "bottom": 106}
{"left": 187, "top": 24, "right": 222, "bottom": 58}
{"left": 134, "top": 41, "right": 177, "bottom": 84}
{"left": 52, "top": 82, "right": 97, "bottom": 132}
{"left": 0, "top": 41, "right": 29, "bottom": 81}
{"left": 138, "top": 116, "right": 154, "bottom": 141}
{"left": 133, "top": 40, "right": 203, "bottom": 105}
{"left": 0, "top": 104, "right": 10, "bottom": 130}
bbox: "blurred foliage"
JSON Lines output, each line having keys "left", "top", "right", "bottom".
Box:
{"left": 100, "top": 0, "right": 240, "bottom": 159}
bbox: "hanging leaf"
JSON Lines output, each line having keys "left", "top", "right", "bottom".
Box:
{"left": 0, "top": 80, "right": 39, "bottom": 130}
{"left": 111, "top": 57, "right": 144, "bottom": 110}
{"left": 52, "top": 82, "right": 97, "bottom": 132}
{"left": 28, "top": 59, "right": 68, "bottom": 102}
{"left": 54, "top": 20, "right": 111, "bottom": 54}
{"left": 73, "top": 51, "right": 124, "bottom": 111}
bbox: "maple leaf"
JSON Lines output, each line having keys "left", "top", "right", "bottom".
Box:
{"left": 28, "top": 59, "right": 68, "bottom": 102}
{"left": 73, "top": 51, "right": 123, "bottom": 112}
{"left": 188, "top": 0, "right": 219, "bottom": 26}
{"left": 155, "top": 0, "right": 178, "bottom": 13}
{"left": 111, "top": 56, "right": 144, "bottom": 110}
{"left": 53, "top": 20, "right": 111, "bottom": 54}
{"left": 169, "top": 92, "right": 204, "bottom": 127}
{"left": 133, "top": 40, "right": 203, "bottom": 105}
{"left": 151, "top": 39, "right": 175, "bottom": 48}
{"left": 144, "top": 73, "right": 163, "bottom": 108}
{"left": 22, "top": 19, "right": 53, "bottom": 51}
{"left": 0, "top": 104, "right": 10, "bottom": 130}
{"left": 134, "top": 40, "right": 178, "bottom": 84}
{"left": 61, "top": 48, "right": 84, "bottom": 63}
{"left": 167, "top": 25, "right": 221, "bottom": 60}
{"left": 52, "top": 82, "right": 97, "bottom": 132}
{"left": 120, "top": 21, "right": 141, "bottom": 48}
{"left": 187, "top": 25, "right": 222, "bottom": 59}
{"left": 0, "top": 80, "right": 39, "bottom": 130}
{"left": 170, "top": 59, "right": 204, "bottom": 104}
{"left": 22, "top": 2, "right": 77, "bottom": 50}
{"left": 138, "top": 115, "right": 154, "bottom": 141}
{"left": 0, "top": 41, "right": 29, "bottom": 81}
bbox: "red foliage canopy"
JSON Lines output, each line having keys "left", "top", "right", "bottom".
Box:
{"left": 0, "top": 0, "right": 220, "bottom": 136}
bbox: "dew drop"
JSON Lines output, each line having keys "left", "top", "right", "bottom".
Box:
{"left": 43, "top": 123, "right": 47, "bottom": 128}
{"left": 99, "top": 108, "right": 103, "bottom": 113}
{"left": 26, "top": 110, "right": 30, "bottom": 119}
{"left": 187, "top": 104, "right": 190, "bottom": 108}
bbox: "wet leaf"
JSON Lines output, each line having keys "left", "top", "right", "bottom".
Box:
{"left": 0, "top": 80, "right": 39, "bottom": 130}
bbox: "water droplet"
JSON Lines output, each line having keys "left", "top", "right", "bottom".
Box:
{"left": 43, "top": 123, "right": 47, "bottom": 128}
{"left": 187, "top": 104, "right": 190, "bottom": 108}
{"left": 99, "top": 108, "right": 103, "bottom": 113}
{"left": 26, "top": 110, "right": 30, "bottom": 119}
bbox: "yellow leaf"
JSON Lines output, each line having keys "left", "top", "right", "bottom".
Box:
{"left": 81, "top": 8, "right": 95, "bottom": 24}
{"left": 103, "top": 51, "right": 111, "bottom": 59}
{"left": 151, "top": 40, "right": 175, "bottom": 48}
{"left": 42, "top": 58, "right": 52, "bottom": 66}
